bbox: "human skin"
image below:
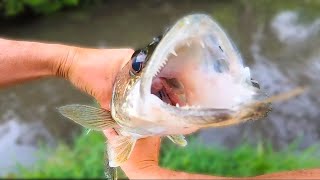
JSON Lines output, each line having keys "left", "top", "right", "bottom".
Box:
{"left": 0, "top": 38, "right": 319, "bottom": 179}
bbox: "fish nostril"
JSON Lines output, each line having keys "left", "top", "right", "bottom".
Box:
{"left": 251, "top": 79, "right": 260, "bottom": 89}
{"left": 219, "top": 46, "right": 224, "bottom": 52}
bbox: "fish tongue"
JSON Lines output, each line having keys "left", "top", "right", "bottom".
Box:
{"left": 151, "top": 77, "right": 187, "bottom": 106}
{"left": 161, "top": 78, "right": 187, "bottom": 106}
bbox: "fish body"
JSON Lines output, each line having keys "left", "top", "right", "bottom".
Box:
{"left": 58, "top": 14, "right": 303, "bottom": 179}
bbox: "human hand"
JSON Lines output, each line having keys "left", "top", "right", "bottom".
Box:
{"left": 53, "top": 47, "right": 134, "bottom": 110}
{"left": 102, "top": 131, "right": 218, "bottom": 180}
{"left": 55, "top": 46, "right": 212, "bottom": 179}
{"left": 104, "top": 130, "right": 163, "bottom": 179}
{"left": 57, "top": 46, "right": 165, "bottom": 178}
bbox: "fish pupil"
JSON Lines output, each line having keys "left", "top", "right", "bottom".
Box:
{"left": 132, "top": 58, "right": 143, "bottom": 72}
{"left": 131, "top": 51, "right": 147, "bottom": 74}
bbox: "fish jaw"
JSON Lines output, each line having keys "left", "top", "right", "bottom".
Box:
{"left": 139, "top": 14, "right": 263, "bottom": 111}
{"left": 112, "top": 13, "right": 271, "bottom": 135}
{"left": 140, "top": 14, "right": 247, "bottom": 100}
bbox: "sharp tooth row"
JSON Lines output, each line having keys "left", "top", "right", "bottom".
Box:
{"left": 155, "top": 56, "right": 170, "bottom": 77}
{"left": 180, "top": 104, "right": 202, "bottom": 109}
{"left": 181, "top": 104, "right": 190, "bottom": 109}
{"left": 184, "top": 40, "right": 205, "bottom": 48}
{"left": 154, "top": 48, "right": 177, "bottom": 77}
{"left": 159, "top": 60, "right": 167, "bottom": 68}
{"left": 156, "top": 69, "right": 161, "bottom": 75}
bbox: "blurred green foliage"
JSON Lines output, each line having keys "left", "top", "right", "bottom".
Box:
{"left": 4, "top": 130, "right": 319, "bottom": 178}
{"left": 161, "top": 137, "right": 320, "bottom": 177}
{"left": 0, "top": 0, "right": 100, "bottom": 17}
{"left": 1, "top": 0, "right": 320, "bottom": 19}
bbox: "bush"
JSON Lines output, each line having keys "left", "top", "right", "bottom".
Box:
{"left": 4, "top": 130, "right": 319, "bottom": 178}
{"left": 0, "top": 0, "right": 98, "bottom": 17}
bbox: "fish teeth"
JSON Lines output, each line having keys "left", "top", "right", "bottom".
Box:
{"left": 186, "top": 41, "right": 191, "bottom": 47}
{"left": 176, "top": 103, "right": 180, "bottom": 107}
{"left": 160, "top": 58, "right": 168, "bottom": 68}
{"left": 183, "top": 104, "right": 190, "bottom": 109}
{"left": 181, "top": 104, "right": 201, "bottom": 109}
{"left": 200, "top": 40, "right": 205, "bottom": 48}
{"left": 154, "top": 57, "right": 169, "bottom": 77}
{"left": 171, "top": 49, "right": 178, "bottom": 56}
{"left": 156, "top": 69, "right": 161, "bottom": 75}
{"left": 160, "top": 61, "right": 166, "bottom": 68}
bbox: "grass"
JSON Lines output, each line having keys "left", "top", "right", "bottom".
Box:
{"left": 4, "top": 130, "right": 320, "bottom": 178}
{"left": 160, "top": 137, "right": 320, "bottom": 177}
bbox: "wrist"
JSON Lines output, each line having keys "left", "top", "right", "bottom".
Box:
{"left": 0, "top": 38, "right": 81, "bottom": 87}
{"left": 49, "top": 44, "right": 79, "bottom": 79}
{"left": 1, "top": 38, "right": 77, "bottom": 78}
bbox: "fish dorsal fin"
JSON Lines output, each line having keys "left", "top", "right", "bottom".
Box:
{"left": 107, "top": 136, "right": 136, "bottom": 167}
{"left": 167, "top": 135, "right": 187, "bottom": 146}
{"left": 57, "top": 104, "right": 117, "bottom": 131}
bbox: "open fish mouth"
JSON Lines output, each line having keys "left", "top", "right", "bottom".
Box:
{"left": 150, "top": 37, "right": 213, "bottom": 108}
{"left": 144, "top": 14, "right": 259, "bottom": 112}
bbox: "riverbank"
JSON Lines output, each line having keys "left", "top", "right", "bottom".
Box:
{"left": 4, "top": 130, "right": 319, "bottom": 178}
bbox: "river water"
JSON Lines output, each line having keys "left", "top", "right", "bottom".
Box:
{"left": 0, "top": 0, "right": 320, "bottom": 175}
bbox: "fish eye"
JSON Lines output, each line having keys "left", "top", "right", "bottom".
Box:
{"left": 130, "top": 50, "right": 147, "bottom": 75}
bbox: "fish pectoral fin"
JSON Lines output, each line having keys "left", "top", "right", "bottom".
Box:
{"left": 57, "top": 104, "right": 116, "bottom": 131}
{"left": 167, "top": 135, "right": 187, "bottom": 147}
{"left": 107, "top": 136, "right": 136, "bottom": 167}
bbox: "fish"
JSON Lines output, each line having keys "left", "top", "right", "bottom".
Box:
{"left": 57, "top": 14, "right": 305, "bottom": 179}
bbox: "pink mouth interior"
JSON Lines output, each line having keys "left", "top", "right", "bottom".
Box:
{"left": 151, "top": 77, "right": 186, "bottom": 106}
{"left": 148, "top": 39, "right": 255, "bottom": 109}
{"left": 149, "top": 43, "right": 199, "bottom": 107}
